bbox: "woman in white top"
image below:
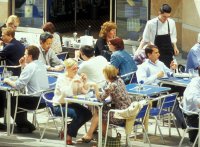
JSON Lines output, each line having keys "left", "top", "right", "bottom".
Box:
{"left": 52, "top": 58, "right": 92, "bottom": 145}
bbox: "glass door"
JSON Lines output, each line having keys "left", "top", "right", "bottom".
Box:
{"left": 12, "top": 0, "right": 46, "bottom": 28}
{"left": 115, "top": 0, "right": 150, "bottom": 41}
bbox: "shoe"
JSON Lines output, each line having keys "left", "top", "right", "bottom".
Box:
{"left": 76, "top": 137, "right": 92, "bottom": 143}
{"left": 16, "top": 122, "right": 36, "bottom": 133}
{"left": 0, "top": 123, "right": 7, "bottom": 130}
{"left": 66, "top": 139, "right": 73, "bottom": 145}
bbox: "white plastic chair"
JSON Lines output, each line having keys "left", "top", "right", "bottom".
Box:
{"left": 178, "top": 102, "right": 199, "bottom": 147}
{"left": 104, "top": 100, "right": 151, "bottom": 147}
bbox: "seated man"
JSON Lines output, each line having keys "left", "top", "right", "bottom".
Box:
{"left": 3, "top": 45, "right": 49, "bottom": 133}
{"left": 183, "top": 76, "right": 200, "bottom": 143}
{"left": 0, "top": 27, "right": 25, "bottom": 76}
{"left": 136, "top": 45, "right": 176, "bottom": 85}
{"left": 186, "top": 33, "right": 200, "bottom": 72}
{"left": 0, "top": 27, "right": 24, "bottom": 129}
{"left": 136, "top": 45, "right": 186, "bottom": 129}
{"left": 38, "top": 32, "right": 64, "bottom": 71}
{"left": 77, "top": 45, "right": 108, "bottom": 88}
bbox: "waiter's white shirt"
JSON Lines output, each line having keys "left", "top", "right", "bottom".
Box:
{"left": 142, "top": 17, "right": 177, "bottom": 44}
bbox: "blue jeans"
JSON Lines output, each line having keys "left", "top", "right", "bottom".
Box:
{"left": 53, "top": 105, "right": 77, "bottom": 119}
{"left": 53, "top": 103, "right": 92, "bottom": 137}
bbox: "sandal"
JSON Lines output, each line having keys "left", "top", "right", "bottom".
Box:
{"left": 76, "top": 137, "right": 92, "bottom": 143}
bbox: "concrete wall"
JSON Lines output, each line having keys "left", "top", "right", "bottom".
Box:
{"left": 151, "top": 0, "right": 200, "bottom": 58}
{"left": 0, "top": 0, "right": 10, "bottom": 24}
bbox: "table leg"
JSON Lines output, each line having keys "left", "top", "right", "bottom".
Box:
{"left": 6, "top": 91, "right": 10, "bottom": 136}
{"left": 64, "top": 102, "right": 68, "bottom": 146}
{"left": 98, "top": 106, "right": 103, "bottom": 147}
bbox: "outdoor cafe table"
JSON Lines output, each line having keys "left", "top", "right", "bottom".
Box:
{"left": 159, "top": 77, "right": 191, "bottom": 87}
{"left": 64, "top": 96, "right": 103, "bottom": 146}
{"left": 126, "top": 83, "right": 171, "bottom": 97}
{"left": 0, "top": 83, "right": 18, "bottom": 136}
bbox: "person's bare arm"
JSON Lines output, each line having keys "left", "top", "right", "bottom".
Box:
{"left": 173, "top": 43, "right": 179, "bottom": 56}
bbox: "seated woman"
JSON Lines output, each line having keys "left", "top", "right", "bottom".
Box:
{"left": 77, "top": 64, "right": 131, "bottom": 142}
{"left": 52, "top": 58, "right": 92, "bottom": 145}
{"left": 108, "top": 37, "right": 137, "bottom": 84}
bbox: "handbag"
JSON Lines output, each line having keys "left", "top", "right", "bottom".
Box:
{"left": 102, "top": 132, "right": 121, "bottom": 147}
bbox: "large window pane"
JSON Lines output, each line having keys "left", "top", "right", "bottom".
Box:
{"left": 116, "top": 0, "right": 149, "bottom": 41}
{"left": 14, "top": 0, "right": 44, "bottom": 28}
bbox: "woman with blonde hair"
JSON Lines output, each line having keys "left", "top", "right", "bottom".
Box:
{"left": 52, "top": 58, "right": 92, "bottom": 145}
{"left": 0, "top": 15, "right": 20, "bottom": 41}
{"left": 94, "top": 21, "right": 117, "bottom": 61}
{"left": 77, "top": 64, "right": 131, "bottom": 143}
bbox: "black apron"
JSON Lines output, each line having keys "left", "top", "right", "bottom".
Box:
{"left": 154, "top": 20, "right": 174, "bottom": 68}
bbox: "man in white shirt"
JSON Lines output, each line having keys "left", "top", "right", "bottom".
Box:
{"left": 183, "top": 77, "right": 200, "bottom": 143}
{"left": 78, "top": 45, "right": 108, "bottom": 88}
{"left": 135, "top": 4, "right": 179, "bottom": 68}
{"left": 136, "top": 45, "right": 175, "bottom": 85}
{"left": 38, "top": 32, "right": 64, "bottom": 71}
{"left": 137, "top": 45, "right": 186, "bottom": 129}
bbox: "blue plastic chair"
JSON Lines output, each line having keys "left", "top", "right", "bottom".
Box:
{"left": 120, "top": 71, "right": 137, "bottom": 84}
{"left": 48, "top": 75, "right": 58, "bottom": 89}
{"left": 56, "top": 52, "right": 68, "bottom": 61}
{"left": 149, "top": 93, "right": 181, "bottom": 144}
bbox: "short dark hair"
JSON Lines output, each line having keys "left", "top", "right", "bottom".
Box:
{"left": 160, "top": 4, "right": 171, "bottom": 14}
{"left": 80, "top": 45, "right": 94, "bottom": 58}
{"left": 26, "top": 45, "right": 40, "bottom": 60}
{"left": 42, "top": 22, "right": 55, "bottom": 34}
{"left": 40, "top": 32, "right": 53, "bottom": 43}
{"left": 109, "top": 37, "right": 124, "bottom": 50}
{"left": 145, "top": 45, "right": 158, "bottom": 58}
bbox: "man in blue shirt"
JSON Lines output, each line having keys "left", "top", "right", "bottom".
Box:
{"left": 186, "top": 33, "right": 200, "bottom": 72}
{"left": 136, "top": 45, "right": 176, "bottom": 85}
{"left": 3, "top": 45, "right": 49, "bottom": 133}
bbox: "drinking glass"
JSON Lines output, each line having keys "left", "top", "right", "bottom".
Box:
{"left": 188, "top": 69, "right": 194, "bottom": 78}
{"left": 193, "top": 70, "right": 199, "bottom": 77}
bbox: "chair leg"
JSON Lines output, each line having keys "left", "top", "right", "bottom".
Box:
{"left": 40, "top": 116, "right": 50, "bottom": 141}
{"left": 172, "top": 117, "right": 181, "bottom": 137}
{"left": 168, "top": 114, "right": 171, "bottom": 136}
{"left": 155, "top": 117, "right": 165, "bottom": 144}
{"left": 192, "top": 132, "right": 199, "bottom": 147}
{"left": 11, "top": 96, "right": 19, "bottom": 135}
{"left": 178, "top": 128, "right": 188, "bottom": 147}
{"left": 142, "top": 125, "right": 151, "bottom": 147}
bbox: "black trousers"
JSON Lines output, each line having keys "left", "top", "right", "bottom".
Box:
{"left": 185, "top": 114, "right": 199, "bottom": 143}
{"left": 11, "top": 95, "right": 46, "bottom": 125}
{"left": 0, "top": 91, "right": 6, "bottom": 118}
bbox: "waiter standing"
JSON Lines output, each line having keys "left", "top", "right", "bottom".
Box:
{"left": 135, "top": 4, "right": 179, "bottom": 67}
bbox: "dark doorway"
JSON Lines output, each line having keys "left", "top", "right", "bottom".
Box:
{"left": 48, "top": 0, "right": 110, "bottom": 37}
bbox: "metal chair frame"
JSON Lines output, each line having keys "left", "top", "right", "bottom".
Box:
{"left": 178, "top": 102, "right": 199, "bottom": 147}
{"left": 149, "top": 92, "right": 181, "bottom": 144}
